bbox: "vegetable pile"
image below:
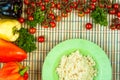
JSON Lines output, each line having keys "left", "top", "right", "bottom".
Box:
{"left": 0, "top": 0, "right": 120, "bottom": 79}
{"left": 0, "top": 62, "right": 28, "bottom": 80}
{"left": 1, "top": 0, "right": 120, "bottom": 29}
{"left": 20, "top": 0, "right": 120, "bottom": 30}
{"left": 0, "top": 19, "right": 29, "bottom": 80}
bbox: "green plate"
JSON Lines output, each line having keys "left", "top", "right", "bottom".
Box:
{"left": 42, "top": 39, "right": 112, "bottom": 80}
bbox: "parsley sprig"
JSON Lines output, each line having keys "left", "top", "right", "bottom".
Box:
{"left": 27, "top": 8, "right": 45, "bottom": 27}
{"left": 14, "top": 28, "right": 36, "bottom": 53}
{"left": 91, "top": 7, "right": 108, "bottom": 26}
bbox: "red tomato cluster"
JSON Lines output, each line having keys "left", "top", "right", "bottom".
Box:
{"left": 22, "top": 0, "right": 120, "bottom": 30}
{"left": 23, "top": 0, "right": 108, "bottom": 30}
{"left": 21, "top": 0, "right": 120, "bottom": 43}
{"left": 23, "top": 0, "right": 97, "bottom": 29}
{"left": 108, "top": 3, "right": 120, "bottom": 17}
{"left": 110, "top": 18, "right": 120, "bottom": 30}
{"left": 107, "top": 3, "right": 120, "bottom": 30}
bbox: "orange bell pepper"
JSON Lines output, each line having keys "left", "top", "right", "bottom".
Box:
{"left": 0, "top": 62, "right": 29, "bottom": 80}
{"left": 0, "top": 39, "right": 27, "bottom": 63}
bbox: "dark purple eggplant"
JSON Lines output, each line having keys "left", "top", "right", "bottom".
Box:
{"left": 0, "top": 0, "right": 23, "bottom": 18}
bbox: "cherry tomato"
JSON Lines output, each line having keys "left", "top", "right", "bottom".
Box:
{"left": 117, "top": 11, "right": 120, "bottom": 17}
{"left": 18, "top": 17, "right": 25, "bottom": 23}
{"left": 42, "top": 21, "right": 49, "bottom": 28}
{"left": 91, "top": 0, "right": 97, "bottom": 3}
{"left": 42, "top": 25, "right": 49, "bottom": 28}
{"left": 78, "top": 0, "right": 86, "bottom": 4}
{"left": 84, "top": 8, "right": 90, "bottom": 14}
{"left": 70, "top": 2, "right": 78, "bottom": 8}
{"left": 31, "top": 1, "right": 35, "bottom": 7}
{"left": 36, "top": 1, "right": 43, "bottom": 6}
{"left": 76, "top": 6, "right": 84, "bottom": 11}
{"left": 61, "top": 13, "right": 68, "bottom": 17}
{"left": 66, "top": 7, "right": 72, "bottom": 13}
{"left": 28, "top": 16, "right": 34, "bottom": 21}
{"left": 48, "top": 14, "right": 55, "bottom": 20}
{"left": 116, "top": 24, "right": 120, "bottom": 30}
{"left": 24, "top": 0, "right": 29, "bottom": 5}
{"left": 85, "top": 23, "right": 93, "bottom": 30}
{"left": 26, "top": 8, "right": 32, "bottom": 15}
{"left": 89, "top": 3, "right": 96, "bottom": 10}
{"left": 110, "top": 24, "right": 116, "bottom": 30}
{"left": 40, "top": 5, "right": 45, "bottom": 11}
{"left": 56, "top": 3, "right": 61, "bottom": 10}
{"left": 48, "top": 10, "right": 54, "bottom": 14}
{"left": 38, "top": 36, "right": 45, "bottom": 43}
{"left": 63, "top": 0, "right": 68, "bottom": 3}
{"left": 109, "top": 8, "right": 116, "bottom": 15}
{"left": 99, "top": 3, "right": 105, "bottom": 8}
{"left": 50, "top": 21, "right": 56, "bottom": 28}
{"left": 24, "top": 72, "right": 28, "bottom": 80}
{"left": 29, "top": 27, "right": 36, "bottom": 34}
{"left": 78, "top": 11, "right": 85, "bottom": 17}
{"left": 113, "top": 3, "right": 119, "bottom": 9}
{"left": 56, "top": 15, "right": 61, "bottom": 22}
{"left": 107, "top": 4, "right": 112, "bottom": 9}
{"left": 50, "top": 2, "right": 56, "bottom": 8}
{"left": 112, "top": 18, "right": 120, "bottom": 24}
{"left": 43, "top": 0, "right": 49, "bottom": 3}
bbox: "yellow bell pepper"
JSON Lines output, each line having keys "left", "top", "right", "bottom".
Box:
{"left": 0, "top": 19, "right": 21, "bottom": 42}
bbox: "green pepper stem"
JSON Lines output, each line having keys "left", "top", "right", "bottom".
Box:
{"left": 12, "top": 26, "right": 18, "bottom": 35}
{"left": 19, "top": 66, "right": 29, "bottom": 76}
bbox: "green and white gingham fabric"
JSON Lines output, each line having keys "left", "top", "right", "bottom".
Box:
{"left": 0, "top": 0, "right": 120, "bottom": 80}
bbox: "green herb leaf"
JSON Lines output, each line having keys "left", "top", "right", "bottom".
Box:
{"left": 14, "top": 28, "right": 36, "bottom": 53}
{"left": 27, "top": 8, "right": 45, "bottom": 27}
{"left": 91, "top": 7, "right": 108, "bottom": 26}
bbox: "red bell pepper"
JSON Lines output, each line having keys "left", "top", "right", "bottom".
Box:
{"left": 0, "top": 39, "right": 27, "bottom": 62}
{"left": 0, "top": 62, "right": 29, "bottom": 80}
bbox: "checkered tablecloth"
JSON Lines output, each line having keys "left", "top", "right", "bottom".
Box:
{"left": 0, "top": 0, "right": 120, "bottom": 80}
